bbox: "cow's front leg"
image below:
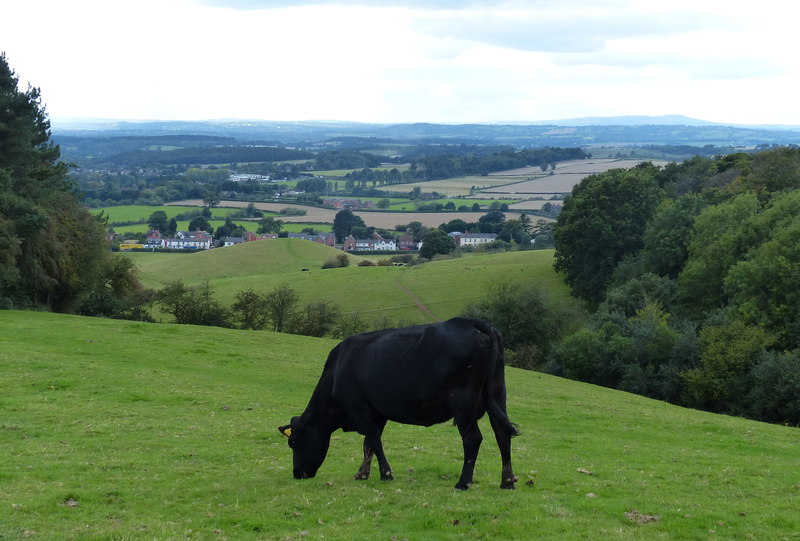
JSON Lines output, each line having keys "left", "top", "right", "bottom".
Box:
{"left": 354, "top": 438, "right": 374, "bottom": 480}
{"left": 366, "top": 435, "right": 393, "bottom": 481}
{"left": 455, "top": 421, "right": 483, "bottom": 490}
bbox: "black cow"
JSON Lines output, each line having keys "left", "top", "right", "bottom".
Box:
{"left": 279, "top": 317, "right": 519, "bottom": 490}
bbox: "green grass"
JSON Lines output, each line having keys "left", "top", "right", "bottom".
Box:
{"left": 2, "top": 310, "right": 799, "bottom": 540}
{"left": 94, "top": 205, "right": 245, "bottom": 225}
{"left": 130, "top": 240, "right": 568, "bottom": 324}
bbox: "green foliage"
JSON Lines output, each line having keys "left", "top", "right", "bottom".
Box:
{"left": 1, "top": 53, "right": 143, "bottom": 313}
{"left": 553, "top": 303, "right": 691, "bottom": 402}
{"left": 321, "top": 252, "right": 351, "bottom": 269}
{"left": 676, "top": 193, "right": 760, "bottom": 317}
{"left": 554, "top": 164, "right": 664, "bottom": 304}
{"left": 462, "top": 280, "right": 584, "bottom": 369}
{"left": 256, "top": 215, "right": 284, "bottom": 234}
{"left": 332, "top": 208, "right": 365, "bottom": 242}
{"left": 683, "top": 321, "right": 774, "bottom": 414}
{"left": 155, "top": 280, "right": 231, "bottom": 327}
{"left": 419, "top": 228, "right": 456, "bottom": 259}
{"left": 639, "top": 193, "right": 706, "bottom": 278}
{"left": 231, "top": 288, "right": 271, "bottom": 330}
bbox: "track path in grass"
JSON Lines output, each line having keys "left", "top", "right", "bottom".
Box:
{"left": 395, "top": 281, "right": 442, "bottom": 323}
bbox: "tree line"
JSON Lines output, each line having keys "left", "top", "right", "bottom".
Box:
{"left": 547, "top": 148, "right": 800, "bottom": 424}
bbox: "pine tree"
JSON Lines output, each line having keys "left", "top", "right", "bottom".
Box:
{"left": 0, "top": 52, "right": 141, "bottom": 312}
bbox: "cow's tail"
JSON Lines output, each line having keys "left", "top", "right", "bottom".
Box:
{"left": 477, "top": 320, "right": 520, "bottom": 438}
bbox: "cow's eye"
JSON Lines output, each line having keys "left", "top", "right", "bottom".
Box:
{"left": 288, "top": 438, "right": 296, "bottom": 448}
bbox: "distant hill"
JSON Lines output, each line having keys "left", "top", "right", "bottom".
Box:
{"left": 52, "top": 117, "right": 800, "bottom": 148}
{"left": 518, "top": 114, "right": 719, "bottom": 127}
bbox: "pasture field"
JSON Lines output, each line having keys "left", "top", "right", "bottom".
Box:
{"left": 130, "top": 240, "right": 570, "bottom": 324}
{"left": 95, "top": 205, "right": 246, "bottom": 225}
{"left": 2, "top": 310, "right": 799, "bottom": 540}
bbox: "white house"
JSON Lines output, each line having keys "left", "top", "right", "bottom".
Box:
{"left": 165, "top": 230, "right": 213, "bottom": 250}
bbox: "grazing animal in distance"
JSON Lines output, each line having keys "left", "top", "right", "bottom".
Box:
{"left": 279, "top": 317, "right": 519, "bottom": 490}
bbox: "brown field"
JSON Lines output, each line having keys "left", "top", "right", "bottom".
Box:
{"left": 167, "top": 200, "right": 547, "bottom": 230}
{"left": 483, "top": 158, "right": 670, "bottom": 195}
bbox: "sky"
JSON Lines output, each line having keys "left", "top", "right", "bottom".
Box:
{"left": 2, "top": 0, "right": 799, "bottom": 125}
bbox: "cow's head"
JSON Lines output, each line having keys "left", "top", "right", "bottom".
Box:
{"left": 278, "top": 416, "right": 331, "bottom": 480}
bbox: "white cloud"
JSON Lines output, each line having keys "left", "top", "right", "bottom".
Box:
{"left": 2, "top": 0, "right": 798, "bottom": 124}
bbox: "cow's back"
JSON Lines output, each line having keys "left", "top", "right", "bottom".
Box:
{"left": 329, "top": 318, "right": 497, "bottom": 427}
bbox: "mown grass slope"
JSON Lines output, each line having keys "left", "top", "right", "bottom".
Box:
{"left": 2, "top": 311, "right": 799, "bottom": 540}
{"left": 130, "top": 239, "right": 568, "bottom": 324}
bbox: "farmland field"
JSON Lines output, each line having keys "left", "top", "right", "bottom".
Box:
{"left": 168, "top": 200, "right": 540, "bottom": 229}
{"left": 482, "top": 159, "right": 671, "bottom": 196}
{"left": 3, "top": 310, "right": 799, "bottom": 540}
{"left": 131, "top": 240, "right": 569, "bottom": 324}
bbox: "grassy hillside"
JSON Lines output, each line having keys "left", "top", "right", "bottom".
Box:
{"left": 2, "top": 311, "right": 798, "bottom": 540}
{"left": 130, "top": 240, "right": 569, "bottom": 324}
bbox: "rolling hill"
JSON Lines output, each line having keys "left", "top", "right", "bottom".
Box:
{"left": 2, "top": 310, "right": 798, "bottom": 540}
{"left": 130, "top": 239, "right": 570, "bottom": 324}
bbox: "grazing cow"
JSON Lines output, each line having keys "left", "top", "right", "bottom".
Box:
{"left": 279, "top": 317, "right": 519, "bottom": 490}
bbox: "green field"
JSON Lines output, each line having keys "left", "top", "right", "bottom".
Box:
{"left": 93, "top": 205, "right": 331, "bottom": 236}
{"left": 2, "top": 310, "right": 799, "bottom": 540}
{"left": 95, "top": 205, "right": 246, "bottom": 225}
{"left": 130, "top": 240, "right": 568, "bottom": 324}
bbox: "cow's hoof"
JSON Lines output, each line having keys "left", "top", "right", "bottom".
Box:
{"left": 454, "top": 482, "right": 472, "bottom": 491}
{"left": 354, "top": 472, "right": 370, "bottom": 480}
{"left": 500, "top": 476, "right": 519, "bottom": 490}
{"left": 380, "top": 470, "right": 393, "bottom": 481}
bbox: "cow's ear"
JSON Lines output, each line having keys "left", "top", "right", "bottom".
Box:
{"left": 278, "top": 424, "right": 293, "bottom": 438}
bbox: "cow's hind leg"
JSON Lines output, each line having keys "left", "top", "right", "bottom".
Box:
{"left": 489, "top": 411, "right": 518, "bottom": 489}
{"left": 454, "top": 420, "right": 483, "bottom": 490}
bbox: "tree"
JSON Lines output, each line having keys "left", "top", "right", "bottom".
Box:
{"left": 166, "top": 217, "right": 178, "bottom": 237}
{"left": 265, "top": 282, "right": 299, "bottom": 333}
{"left": 230, "top": 289, "right": 270, "bottom": 330}
{"left": 188, "top": 216, "right": 212, "bottom": 233}
{"left": 554, "top": 165, "right": 664, "bottom": 305}
{"left": 332, "top": 209, "right": 366, "bottom": 243}
{"left": 291, "top": 299, "right": 341, "bottom": 337}
{"left": 257, "top": 216, "right": 284, "bottom": 234}
{"left": 419, "top": 229, "right": 455, "bottom": 259}
{"left": 462, "top": 280, "right": 584, "bottom": 368}
{"left": 155, "top": 280, "right": 231, "bottom": 327}
{"left": 639, "top": 194, "right": 706, "bottom": 279}
{"left": 683, "top": 321, "right": 773, "bottom": 414}
{"left": 1, "top": 53, "right": 140, "bottom": 311}
{"left": 147, "top": 210, "right": 169, "bottom": 233}
{"left": 676, "top": 193, "right": 760, "bottom": 318}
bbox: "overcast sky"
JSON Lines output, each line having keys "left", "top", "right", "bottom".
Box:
{"left": 3, "top": 0, "right": 798, "bottom": 125}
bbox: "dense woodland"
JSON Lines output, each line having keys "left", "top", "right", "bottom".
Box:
{"left": 548, "top": 148, "right": 800, "bottom": 424}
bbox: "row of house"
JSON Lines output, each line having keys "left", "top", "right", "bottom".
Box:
{"left": 121, "top": 229, "right": 497, "bottom": 253}
{"left": 342, "top": 233, "right": 418, "bottom": 252}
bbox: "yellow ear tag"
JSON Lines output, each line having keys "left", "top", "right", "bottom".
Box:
{"left": 283, "top": 427, "right": 292, "bottom": 437}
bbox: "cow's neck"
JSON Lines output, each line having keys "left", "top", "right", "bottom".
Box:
{"left": 301, "top": 367, "right": 344, "bottom": 434}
